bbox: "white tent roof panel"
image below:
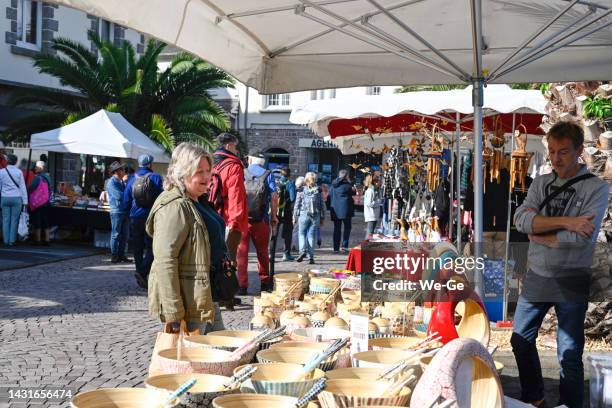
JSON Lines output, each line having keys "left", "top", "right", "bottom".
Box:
{"left": 31, "top": 110, "right": 170, "bottom": 163}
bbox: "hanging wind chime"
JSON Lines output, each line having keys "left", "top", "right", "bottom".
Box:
{"left": 489, "top": 117, "right": 506, "bottom": 183}
{"left": 426, "top": 124, "right": 444, "bottom": 193}
{"left": 510, "top": 124, "right": 530, "bottom": 192}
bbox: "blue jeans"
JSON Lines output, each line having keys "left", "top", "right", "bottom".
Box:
{"left": 1, "top": 196, "right": 22, "bottom": 245}
{"left": 298, "top": 214, "right": 319, "bottom": 259}
{"left": 511, "top": 296, "right": 587, "bottom": 408}
{"left": 109, "top": 212, "right": 129, "bottom": 257}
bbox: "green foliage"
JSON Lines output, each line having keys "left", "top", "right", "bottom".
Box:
{"left": 4, "top": 32, "right": 235, "bottom": 153}
{"left": 583, "top": 95, "right": 612, "bottom": 119}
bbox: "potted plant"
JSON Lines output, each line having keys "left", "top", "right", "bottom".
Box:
{"left": 583, "top": 95, "right": 612, "bottom": 146}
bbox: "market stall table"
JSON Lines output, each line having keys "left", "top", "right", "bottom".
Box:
{"left": 48, "top": 206, "right": 111, "bottom": 230}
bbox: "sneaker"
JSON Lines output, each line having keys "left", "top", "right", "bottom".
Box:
{"left": 341, "top": 247, "right": 350, "bottom": 253}
{"left": 282, "top": 252, "right": 295, "bottom": 261}
{"left": 296, "top": 253, "right": 307, "bottom": 262}
{"left": 333, "top": 249, "right": 339, "bottom": 253}
{"left": 118, "top": 256, "right": 132, "bottom": 263}
{"left": 238, "top": 287, "right": 248, "bottom": 296}
{"left": 134, "top": 273, "right": 148, "bottom": 289}
{"left": 111, "top": 256, "right": 119, "bottom": 264}
{"left": 317, "top": 240, "right": 322, "bottom": 247}
{"left": 309, "top": 258, "right": 315, "bottom": 264}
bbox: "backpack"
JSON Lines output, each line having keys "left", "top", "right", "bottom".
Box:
{"left": 245, "top": 168, "right": 271, "bottom": 222}
{"left": 29, "top": 175, "right": 50, "bottom": 211}
{"left": 132, "top": 173, "right": 156, "bottom": 208}
{"left": 208, "top": 160, "right": 233, "bottom": 216}
{"left": 302, "top": 187, "right": 321, "bottom": 217}
{"left": 274, "top": 173, "right": 287, "bottom": 218}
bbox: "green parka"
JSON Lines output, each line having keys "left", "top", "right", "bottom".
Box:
{"left": 146, "top": 187, "right": 214, "bottom": 324}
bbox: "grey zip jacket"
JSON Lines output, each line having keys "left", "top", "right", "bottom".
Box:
{"left": 514, "top": 164, "right": 609, "bottom": 278}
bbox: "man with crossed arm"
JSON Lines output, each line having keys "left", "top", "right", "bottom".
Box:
{"left": 512, "top": 121, "right": 609, "bottom": 408}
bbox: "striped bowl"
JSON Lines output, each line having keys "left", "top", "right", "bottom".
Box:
{"left": 234, "top": 362, "right": 325, "bottom": 398}
{"left": 212, "top": 393, "right": 321, "bottom": 408}
{"left": 256, "top": 347, "right": 338, "bottom": 371}
{"left": 317, "top": 379, "right": 412, "bottom": 408}
{"left": 145, "top": 373, "right": 239, "bottom": 408}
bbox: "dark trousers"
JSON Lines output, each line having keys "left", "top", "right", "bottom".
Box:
{"left": 510, "top": 296, "right": 587, "bottom": 408}
{"left": 131, "top": 217, "right": 153, "bottom": 278}
{"left": 282, "top": 220, "right": 293, "bottom": 253}
{"left": 332, "top": 218, "right": 352, "bottom": 251}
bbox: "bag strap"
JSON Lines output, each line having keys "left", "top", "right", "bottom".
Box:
{"left": 538, "top": 173, "right": 596, "bottom": 212}
{"left": 5, "top": 168, "right": 20, "bottom": 189}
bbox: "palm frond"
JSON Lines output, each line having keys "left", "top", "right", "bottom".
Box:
{"left": 149, "top": 114, "right": 175, "bottom": 153}
{"left": 52, "top": 36, "right": 100, "bottom": 69}
{"left": 33, "top": 54, "right": 112, "bottom": 104}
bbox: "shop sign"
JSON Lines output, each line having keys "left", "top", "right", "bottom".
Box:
{"left": 298, "top": 138, "right": 338, "bottom": 149}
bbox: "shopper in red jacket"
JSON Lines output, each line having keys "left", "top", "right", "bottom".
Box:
{"left": 212, "top": 133, "right": 249, "bottom": 295}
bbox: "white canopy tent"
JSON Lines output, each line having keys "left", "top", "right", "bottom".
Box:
{"left": 290, "top": 84, "right": 548, "bottom": 154}
{"left": 45, "top": 0, "right": 612, "bottom": 296}
{"left": 31, "top": 110, "right": 170, "bottom": 163}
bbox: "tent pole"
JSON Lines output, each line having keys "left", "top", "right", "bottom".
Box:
{"left": 470, "top": 0, "right": 484, "bottom": 297}
{"left": 449, "top": 125, "right": 454, "bottom": 243}
{"left": 502, "top": 113, "right": 516, "bottom": 322}
{"left": 455, "top": 112, "right": 461, "bottom": 251}
{"left": 26, "top": 141, "right": 33, "bottom": 186}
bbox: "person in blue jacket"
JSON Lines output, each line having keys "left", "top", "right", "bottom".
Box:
{"left": 329, "top": 169, "right": 356, "bottom": 252}
{"left": 123, "top": 154, "right": 163, "bottom": 288}
{"left": 105, "top": 161, "right": 129, "bottom": 263}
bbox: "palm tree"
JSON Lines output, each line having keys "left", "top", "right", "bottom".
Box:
{"left": 4, "top": 33, "right": 234, "bottom": 152}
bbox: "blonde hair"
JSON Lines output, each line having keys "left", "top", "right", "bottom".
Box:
{"left": 295, "top": 176, "right": 305, "bottom": 189}
{"left": 164, "top": 142, "right": 212, "bottom": 192}
{"left": 304, "top": 171, "right": 317, "bottom": 187}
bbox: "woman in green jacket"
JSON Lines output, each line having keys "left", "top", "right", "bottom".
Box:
{"left": 146, "top": 142, "right": 224, "bottom": 333}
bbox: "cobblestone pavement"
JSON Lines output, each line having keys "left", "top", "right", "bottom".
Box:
{"left": 0, "top": 217, "right": 601, "bottom": 407}
{"left": 0, "top": 219, "right": 361, "bottom": 407}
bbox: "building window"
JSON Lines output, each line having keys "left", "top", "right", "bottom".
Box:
{"left": 311, "top": 89, "right": 336, "bottom": 100}
{"left": 16, "top": 0, "right": 42, "bottom": 50}
{"left": 99, "top": 19, "right": 114, "bottom": 43}
{"left": 366, "top": 86, "right": 381, "bottom": 96}
{"left": 265, "top": 93, "right": 290, "bottom": 107}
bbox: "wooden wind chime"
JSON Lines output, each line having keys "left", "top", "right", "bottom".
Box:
{"left": 489, "top": 117, "right": 506, "bottom": 183}
{"left": 426, "top": 124, "right": 444, "bottom": 193}
{"left": 510, "top": 124, "right": 531, "bottom": 192}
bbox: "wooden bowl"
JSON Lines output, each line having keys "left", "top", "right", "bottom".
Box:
{"left": 317, "top": 379, "right": 412, "bottom": 408}
{"left": 234, "top": 362, "right": 324, "bottom": 397}
{"left": 183, "top": 336, "right": 257, "bottom": 367}
{"left": 145, "top": 373, "right": 239, "bottom": 408}
{"left": 325, "top": 367, "right": 387, "bottom": 381}
{"left": 70, "top": 388, "right": 178, "bottom": 408}
{"left": 271, "top": 340, "right": 351, "bottom": 369}
{"left": 368, "top": 336, "right": 423, "bottom": 351}
{"left": 352, "top": 350, "right": 419, "bottom": 369}
{"left": 212, "top": 393, "right": 298, "bottom": 408}
{"left": 257, "top": 347, "right": 338, "bottom": 371}
{"left": 156, "top": 347, "right": 241, "bottom": 376}
{"left": 419, "top": 355, "right": 504, "bottom": 375}
{"left": 185, "top": 335, "right": 248, "bottom": 351}
{"left": 206, "top": 330, "right": 282, "bottom": 351}
{"left": 290, "top": 327, "right": 351, "bottom": 342}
